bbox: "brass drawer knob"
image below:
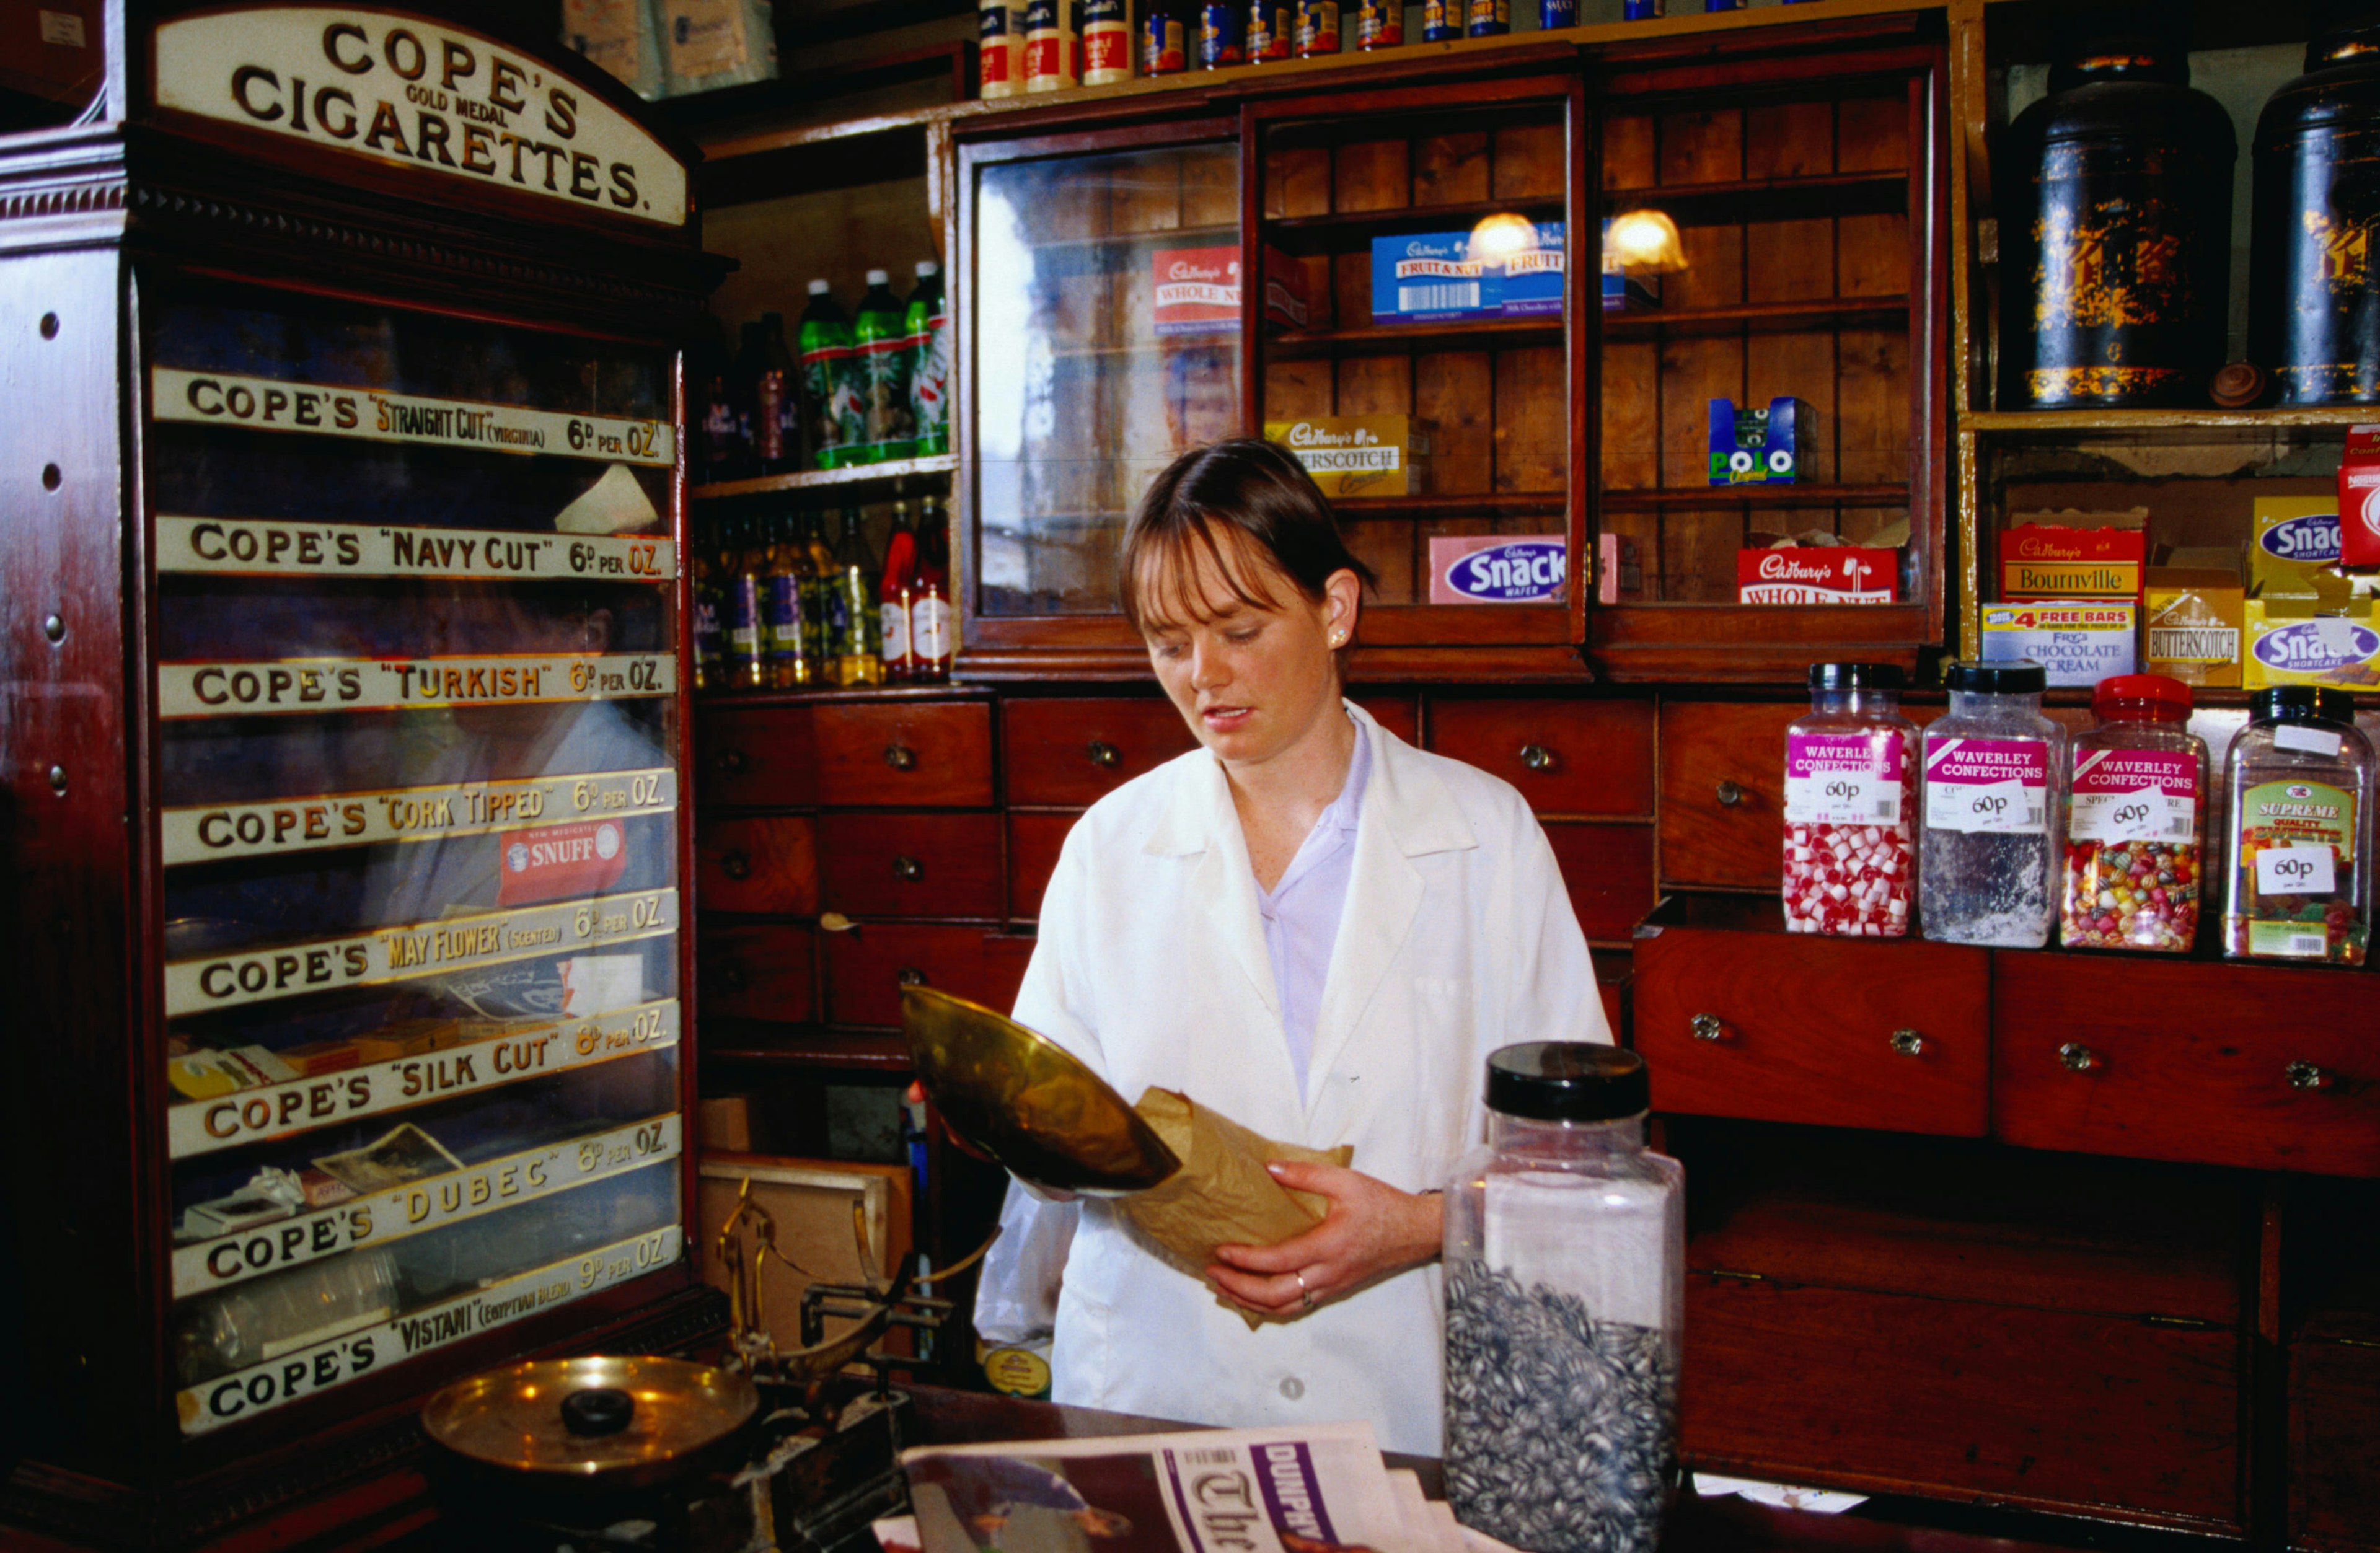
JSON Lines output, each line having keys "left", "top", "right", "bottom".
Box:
{"left": 716, "top": 962, "right": 747, "bottom": 993}
{"left": 720, "top": 850, "right": 751, "bottom": 881}
{"left": 2286, "top": 1060, "right": 2332, "bottom": 1092}
{"left": 2059, "top": 1042, "right": 2100, "bottom": 1074}
{"left": 1716, "top": 780, "right": 1745, "bottom": 807}
{"left": 1087, "top": 739, "right": 1121, "bottom": 768}
{"left": 897, "top": 967, "right": 928, "bottom": 988}
{"left": 716, "top": 749, "right": 747, "bottom": 774}
{"left": 884, "top": 743, "right": 917, "bottom": 772}
{"left": 1519, "top": 744, "right": 1554, "bottom": 773}
{"left": 1690, "top": 1013, "right": 1724, "bottom": 1042}
{"left": 893, "top": 854, "right": 925, "bottom": 882}
{"left": 1889, "top": 1028, "right": 1925, "bottom": 1057}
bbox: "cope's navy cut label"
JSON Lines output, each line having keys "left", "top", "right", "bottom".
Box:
{"left": 1429, "top": 536, "right": 1567, "bottom": 604}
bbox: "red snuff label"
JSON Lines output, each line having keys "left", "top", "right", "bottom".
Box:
{"left": 496, "top": 819, "right": 627, "bottom": 905}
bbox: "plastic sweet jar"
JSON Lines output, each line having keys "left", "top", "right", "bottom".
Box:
{"left": 1782, "top": 662, "right": 1921, "bottom": 936}
{"left": 1443, "top": 1044, "right": 1683, "bottom": 1553}
{"left": 2061, "top": 674, "right": 2210, "bottom": 952}
{"left": 2220, "top": 686, "right": 2376, "bottom": 965}
{"left": 1920, "top": 660, "right": 2069, "bottom": 947}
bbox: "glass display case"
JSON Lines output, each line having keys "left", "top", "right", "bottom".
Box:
{"left": 149, "top": 282, "right": 689, "bottom": 1435}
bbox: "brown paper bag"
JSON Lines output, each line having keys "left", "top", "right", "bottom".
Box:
{"left": 1116, "top": 1088, "right": 1351, "bottom": 1326}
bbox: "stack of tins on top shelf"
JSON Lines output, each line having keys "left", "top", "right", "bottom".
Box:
{"left": 1589, "top": 36, "right": 1948, "bottom": 679}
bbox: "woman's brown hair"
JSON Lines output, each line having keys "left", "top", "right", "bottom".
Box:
{"left": 1118, "top": 438, "right": 1377, "bottom": 632}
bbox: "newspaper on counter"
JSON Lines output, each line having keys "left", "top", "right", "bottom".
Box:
{"left": 900, "top": 1421, "right": 1478, "bottom": 1553}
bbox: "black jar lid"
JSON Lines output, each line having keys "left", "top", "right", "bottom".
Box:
{"left": 2253, "top": 685, "right": 2356, "bottom": 723}
{"left": 1809, "top": 662, "right": 1905, "bottom": 692}
{"left": 1945, "top": 659, "right": 2047, "bottom": 694}
{"left": 1486, "top": 1043, "right": 1649, "bottom": 1122}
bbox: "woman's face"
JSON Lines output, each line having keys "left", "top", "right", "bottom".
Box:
{"left": 1137, "top": 527, "right": 1360, "bottom": 768}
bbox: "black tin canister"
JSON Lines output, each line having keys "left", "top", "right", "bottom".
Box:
{"left": 2250, "top": 18, "right": 2380, "bottom": 405}
{"left": 1997, "top": 32, "right": 2237, "bottom": 409}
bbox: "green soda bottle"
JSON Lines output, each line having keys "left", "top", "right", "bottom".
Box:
{"left": 906, "top": 260, "right": 950, "bottom": 457}
{"left": 796, "top": 279, "right": 857, "bottom": 471}
{"left": 854, "top": 268, "right": 915, "bottom": 464}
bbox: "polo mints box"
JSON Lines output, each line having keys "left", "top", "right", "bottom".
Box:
{"left": 1372, "top": 223, "right": 1565, "bottom": 324}
{"left": 1708, "top": 397, "right": 1809, "bottom": 485}
{"left": 1980, "top": 601, "right": 2137, "bottom": 687}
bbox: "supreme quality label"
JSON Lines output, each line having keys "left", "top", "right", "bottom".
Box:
{"left": 174, "top": 1112, "right": 680, "bottom": 1295}
{"left": 163, "top": 889, "right": 676, "bottom": 1017}
{"left": 157, "top": 652, "right": 674, "bottom": 718}
{"left": 151, "top": 9, "right": 688, "bottom": 226}
{"left": 2070, "top": 749, "right": 2197, "bottom": 844}
{"left": 150, "top": 369, "right": 674, "bottom": 466}
{"left": 169, "top": 1000, "right": 677, "bottom": 1158}
{"left": 157, "top": 517, "right": 674, "bottom": 581}
{"left": 162, "top": 767, "right": 675, "bottom": 866}
{"left": 2243, "top": 780, "right": 2354, "bottom": 900}
{"left": 1784, "top": 733, "right": 1905, "bottom": 825}
{"left": 1924, "top": 737, "right": 2050, "bottom": 834}
{"left": 177, "top": 1223, "right": 682, "bottom": 1436}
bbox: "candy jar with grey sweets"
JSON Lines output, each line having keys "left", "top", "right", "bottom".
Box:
{"left": 1921, "top": 660, "right": 2069, "bottom": 947}
{"left": 1443, "top": 1044, "right": 1682, "bottom": 1553}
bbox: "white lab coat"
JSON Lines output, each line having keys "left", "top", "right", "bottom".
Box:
{"left": 996, "top": 700, "right": 1609, "bottom": 1454}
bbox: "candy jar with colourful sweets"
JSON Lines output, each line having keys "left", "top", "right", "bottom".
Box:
{"left": 1921, "top": 661, "right": 2068, "bottom": 948}
{"left": 1783, "top": 662, "right": 1918, "bottom": 936}
{"left": 2220, "top": 687, "right": 2374, "bottom": 964}
{"left": 2061, "top": 675, "right": 2208, "bottom": 952}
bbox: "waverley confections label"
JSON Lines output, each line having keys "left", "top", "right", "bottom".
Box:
{"left": 157, "top": 651, "right": 674, "bottom": 719}
{"left": 149, "top": 369, "right": 674, "bottom": 465}
{"left": 173, "top": 1111, "right": 681, "bottom": 1295}
{"left": 169, "top": 1000, "right": 678, "bottom": 1158}
{"left": 177, "top": 1223, "right": 681, "bottom": 1436}
{"left": 1924, "top": 737, "right": 2050, "bottom": 835}
{"left": 2069, "top": 749, "right": 2197, "bottom": 844}
{"left": 1784, "top": 733, "right": 1905, "bottom": 826}
{"left": 151, "top": 8, "right": 687, "bottom": 226}
{"left": 157, "top": 516, "right": 674, "bottom": 580}
{"left": 162, "top": 888, "right": 676, "bottom": 1016}
{"left": 162, "top": 767, "right": 676, "bottom": 866}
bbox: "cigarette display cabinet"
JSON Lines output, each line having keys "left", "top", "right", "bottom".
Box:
{"left": 0, "top": 5, "right": 719, "bottom": 1544}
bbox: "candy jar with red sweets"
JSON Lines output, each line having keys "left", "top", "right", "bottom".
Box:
{"left": 2061, "top": 675, "right": 2208, "bottom": 953}
{"left": 1783, "top": 662, "right": 1918, "bottom": 936}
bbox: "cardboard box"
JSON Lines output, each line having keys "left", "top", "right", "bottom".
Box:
{"left": 697, "top": 1155, "right": 915, "bottom": 1353}
{"left": 2242, "top": 596, "right": 2380, "bottom": 688}
{"left": 1428, "top": 535, "right": 1567, "bottom": 604}
{"left": 1597, "top": 532, "right": 1645, "bottom": 605}
{"left": 1980, "top": 601, "right": 2138, "bottom": 687}
{"left": 1370, "top": 223, "right": 1565, "bottom": 324}
{"left": 1736, "top": 546, "right": 1897, "bottom": 604}
{"left": 1498, "top": 224, "right": 1566, "bottom": 318}
{"left": 1998, "top": 508, "right": 2148, "bottom": 602}
{"left": 2248, "top": 494, "right": 2378, "bottom": 601}
{"left": 1263, "top": 415, "right": 1430, "bottom": 498}
{"left": 1708, "top": 398, "right": 1809, "bottom": 485}
{"left": 2143, "top": 565, "right": 2244, "bottom": 687}
{"left": 1152, "top": 245, "right": 1306, "bottom": 336}
{"left": 1602, "top": 272, "right": 1658, "bottom": 312}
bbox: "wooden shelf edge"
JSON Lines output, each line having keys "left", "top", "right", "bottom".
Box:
{"left": 1334, "top": 492, "right": 1566, "bottom": 518}
{"left": 1601, "top": 482, "right": 1908, "bottom": 511}
{"left": 1603, "top": 295, "right": 1910, "bottom": 338}
{"left": 1963, "top": 407, "right": 2379, "bottom": 434}
{"left": 693, "top": 454, "right": 956, "bottom": 501}
{"left": 1270, "top": 317, "right": 1563, "bottom": 358}
{"left": 1269, "top": 195, "right": 1567, "bottom": 234}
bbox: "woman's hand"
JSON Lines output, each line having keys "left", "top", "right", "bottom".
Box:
{"left": 1206, "top": 1162, "right": 1442, "bottom": 1318}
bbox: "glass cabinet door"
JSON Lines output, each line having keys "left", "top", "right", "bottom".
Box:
{"left": 145, "top": 279, "right": 686, "bottom": 1435}
{"left": 971, "top": 134, "right": 1242, "bottom": 618}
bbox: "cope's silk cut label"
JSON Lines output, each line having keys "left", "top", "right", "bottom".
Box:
{"left": 1784, "top": 733, "right": 1905, "bottom": 826}
{"left": 2069, "top": 749, "right": 2198, "bottom": 844}
{"left": 496, "top": 819, "right": 627, "bottom": 904}
{"left": 1924, "top": 736, "right": 2050, "bottom": 835}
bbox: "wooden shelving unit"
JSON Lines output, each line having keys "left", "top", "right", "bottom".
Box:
{"left": 694, "top": 452, "right": 956, "bottom": 501}
{"left": 1267, "top": 315, "right": 1566, "bottom": 358}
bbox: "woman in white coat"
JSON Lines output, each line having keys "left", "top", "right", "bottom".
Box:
{"left": 979, "top": 440, "right": 1610, "bottom": 1456}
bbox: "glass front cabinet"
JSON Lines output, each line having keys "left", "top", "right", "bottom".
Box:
{"left": 0, "top": 7, "right": 715, "bottom": 1539}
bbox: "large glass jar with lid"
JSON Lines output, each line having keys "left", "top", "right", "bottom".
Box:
{"left": 1443, "top": 1044, "right": 1682, "bottom": 1553}
{"left": 2060, "top": 674, "right": 2209, "bottom": 953}
{"left": 1920, "top": 660, "right": 2068, "bottom": 947}
{"left": 2220, "top": 687, "right": 2375, "bottom": 964}
{"left": 1782, "top": 662, "right": 1919, "bottom": 938}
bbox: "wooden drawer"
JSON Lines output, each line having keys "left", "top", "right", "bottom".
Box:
{"left": 696, "top": 816, "right": 817, "bottom": 917}
{"left": 824, "top": 924, "right": 1035, "bottom": 1027}
{"left": 1349, "top": 692, "right": 1419, "bottom": 746}
{"left": 2294, "top": 1336, "right": 2380, "bottom": 1551}
{"left": 1007, "top": 810, "right": 1076, "bottom": 920}
{"left": 1544, "top": 822, "right": 1657, "bottom": 943}
{"left": 818, "top": 812, "right": 1002, "bottom": 920}
{"left": 1993, "top": 955, "right": 2380, "bottom": 1177}
{"left": 697, "top": 706, "right": 816, "bottom": 809}
{"left": 814, "top": 701, "right": 994, "bottom": 809}
{"left": 1429, "top": 698, "right": 1655, "bottom": 816}
{"left": 700, "top": 925, "right": 816, "bottom": 1023}
{"left": 1634, "top": 926, "right": 1988, "bottom": 1136}
{"left": 1004, "top": 698, "right": 1194, "bottom": 806}
{"left": 1684, "top": 1276, "right": 2241, "bottom": 1528}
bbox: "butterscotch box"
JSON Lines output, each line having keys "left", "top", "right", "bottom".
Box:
{"left": 1263, "top": 415, "right": 1430, "bottom": 498}
{"left": 2143, "top": 566, "right": 2244, "bottom": 687}
{"left": 1999, "top": 508, "right": 2148, "bottom": 602}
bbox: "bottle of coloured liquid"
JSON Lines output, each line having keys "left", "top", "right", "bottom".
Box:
{"left": 880, "top": 498, "right": 919, "bottom": 682}
{"left": 911, "top": 494, "right": 954, "bottom": 682}
{"left": 854, "top": 270, "right": 916, "bottom": 464}
{"left": 797, "top": 279, "right": 860, "bottom": 471}
{"left": 907, "top": 261, "right": 950, "bottom": 457}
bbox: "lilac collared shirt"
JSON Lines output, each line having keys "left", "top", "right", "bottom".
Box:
{"left": 1253, "top": 716, "right": 1371, "bottom": 1101}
